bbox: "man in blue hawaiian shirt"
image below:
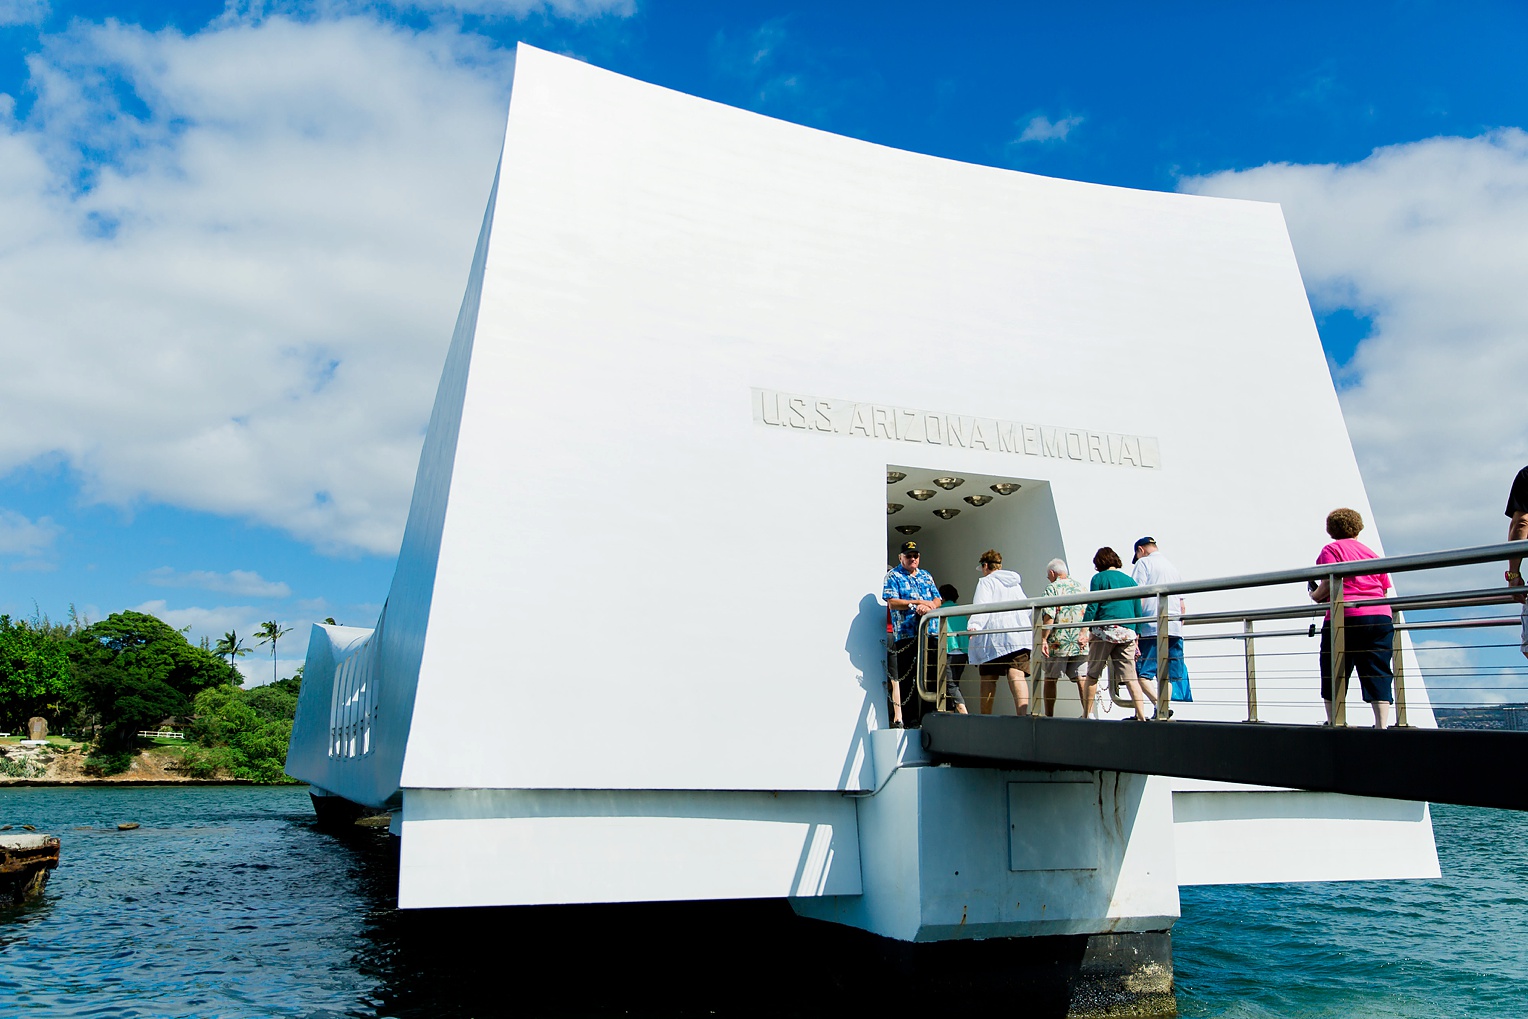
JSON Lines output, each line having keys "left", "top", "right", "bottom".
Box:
{"left": 882, "top": 540, "right": 942, "bottom": 728}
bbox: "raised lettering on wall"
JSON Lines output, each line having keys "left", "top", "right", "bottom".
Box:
{"left": 750, "top": 388, "right": 1162, "bottom": 470}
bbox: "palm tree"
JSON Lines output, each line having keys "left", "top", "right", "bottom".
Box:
{"left": 214, "top": 629, "right": 252, "bottom": 685}
{"left": 254, "top": 620, "right": 293, "bottom": 687}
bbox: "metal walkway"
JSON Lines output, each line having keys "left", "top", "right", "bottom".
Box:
{"left": 920, "top": 712, "right": 1528, "bottom": 811}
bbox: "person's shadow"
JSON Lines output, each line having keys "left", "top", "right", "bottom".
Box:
{"left": 844, "top": 592, "right": 889, "bottom": 705}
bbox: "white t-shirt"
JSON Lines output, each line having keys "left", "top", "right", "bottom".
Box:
{"left": 1130, "top": 552, "right": 1183, "bottom": 637}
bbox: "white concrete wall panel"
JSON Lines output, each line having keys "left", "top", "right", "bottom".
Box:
{"left": 397, "top": 788, "right": 860, "bottom": 909}
{"left": 384, "top": 45, "right": 1414, "bottom": 794}
{"left": 1172, "top": 789, "right": 1440, "bottom": 885}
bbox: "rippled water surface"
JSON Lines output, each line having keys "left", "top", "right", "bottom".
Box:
{"left": 2, "top": 785, "right": 1526, "bottom": 1017}
{"left": 0, "top": 786, "right": 391, "bottom": 1018}
{"left": 1175, "top": 803, "right": 1528, "bottom": 1018}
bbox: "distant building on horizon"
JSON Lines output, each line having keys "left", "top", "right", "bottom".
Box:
{"left": 1433, "top": 704, "right": 1528, "bottom": 731}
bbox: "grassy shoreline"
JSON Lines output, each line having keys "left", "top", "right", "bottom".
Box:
{"left": 0, "top": 737, "right": 298, "bottom": 785}
{"left": 0, "top": 777, "right": 279, "bottom": 786}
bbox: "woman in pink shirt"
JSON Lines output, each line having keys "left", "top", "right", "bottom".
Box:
{"left": 1309, "top": 507, "right": 1395, "bottom": 728}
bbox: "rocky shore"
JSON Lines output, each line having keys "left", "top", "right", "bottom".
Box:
{"left": 0, "top": 740, "right": 249, "bottom": 785}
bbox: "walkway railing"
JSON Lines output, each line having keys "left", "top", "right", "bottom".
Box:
{"left": 909, "top": 540, "right": 1528, "bottom": 725}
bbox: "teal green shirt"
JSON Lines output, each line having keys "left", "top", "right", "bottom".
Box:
{"left": 943, "top": 601, "right": 970, "bottom": 655}
{"left": 1082, "top": 570, "right": 1141, "bottom": 631}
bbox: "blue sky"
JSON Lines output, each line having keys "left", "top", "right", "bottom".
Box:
{"left": 1, "top": 0, "right": 1526, "bottom": 686}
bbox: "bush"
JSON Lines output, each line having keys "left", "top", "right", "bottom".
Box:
{"left": 84, "top": 748, "right": 135, "bottom": 776}
{"left": 188, "top": 682, "right": 298, "bottom": 783}
{"left": 0, "top": 754, "right": 41, "bottom": 778}
{"left": 176, "top": 745, "right": 237, "bottom": 779}
{"left": 242, "top": 681, "right": 298, "bottom": 722}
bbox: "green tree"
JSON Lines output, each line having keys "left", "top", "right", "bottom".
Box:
{"left": 0, "top": 615, "right": 72, "bottom": 732}
{"left": 213, "top": 629, "right": 252, "bottom": 685}
{"left": 184, "top": 676, "right": 300, "bottom": 783}
{"left": 66, "top": 610, "right": 238, "bottom": 771}
{"left": 254, "top": 620, "right": 293, "bottom": 687}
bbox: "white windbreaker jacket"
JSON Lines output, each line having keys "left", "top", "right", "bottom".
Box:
{"left": 967, "top": 569, "right": 1032, "bottom": 665}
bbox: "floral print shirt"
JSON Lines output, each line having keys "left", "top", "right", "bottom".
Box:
{"left": 1041, "top": 576, "right": 1088, "bottom": 657}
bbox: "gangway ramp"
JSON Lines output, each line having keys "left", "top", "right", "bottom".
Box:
{"left": 921, "top": 713, "right": 1528, "bottom": 811}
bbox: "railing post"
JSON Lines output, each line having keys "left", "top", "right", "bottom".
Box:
{"left": 934, "top": 622, "right": 949, "bottom": 713}
{"left": 915, "top": 618, "right": 936, "bottom": 708}
{"left": 1032, "top": 618, "right": 1046, "bottom": 717}
{"left": 1331, "top": 574, "right": 1347, "bottom": 727}
{"left": 1155, "top": 597, "right": 1172, "bottom": 719}
{"left": 1393, "top": 608, "right": 1409, "bottom": 728}
{"left": 1244, "top": 618, "right": 1259, "bottom": 722}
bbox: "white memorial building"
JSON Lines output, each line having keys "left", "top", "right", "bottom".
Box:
{"left": 287, "top": 44, "right": 1438, "bottom": 951}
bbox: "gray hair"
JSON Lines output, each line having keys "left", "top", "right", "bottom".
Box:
{"left": 1046, "top": 558, "right": 1068, "bottom": 576}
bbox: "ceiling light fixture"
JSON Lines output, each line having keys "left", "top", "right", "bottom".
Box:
{"left": 963, "top": 495, "right": 994, "bottom": 507}
{"left": 932, "top": 508, "right": 960, "bottom": 520}
{"left": 887, "top": 503, "right": 904, "bottom": 515}
{"left": 886, "top": 470, "right": 907, "bottom": 484}
{"left": 932, "top": 477, "right": 965, "bottom": 490}
{"left": 894, "top": 525, "right": 921, "bottom": 536}
{"left": 989, "top": 483, "right": 1022, "bottom": 496}
{"left": 907, "top": 489, "right": 937, "bottom": 501}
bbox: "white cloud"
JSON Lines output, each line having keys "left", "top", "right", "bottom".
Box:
{"left": 0, "top": 0, "right": 47, "bottom": 28}
{"left": 132, "top": 599, "right": 261, "bottom": 639}
{"left": 1410, "top": 638, "right": 1471, "bottom": 674}
{"left": 0, "top": 15, "right": 517, "bottom": 555}
{"left": 1408, "top": 637, "right": 1527, "bottom": 708}
{"left": 236, "top": 655, "right": 305, "bottom": 688}
{"left": 144, "top": 566, "right": 292, "bottom": 598}
{"left": 392, "top": 0, "right": 635, "bottom": 16}
{"left": 214, "top": 0, "right": 635, "bottom": 23}
{"left": 0, "top": 508, "right": 63, "bottom": 557}
{"left": 1017, "top": 113, "right": 1082, "bottom": 144}
{"left": 707, "top": 16, "right": 880, "bottom": 125}
{"left": 1184, "top": 130, "right": 1528, "bottom": 557}
{"left": 132, "top": 598, "right": 313, "bottom": 673}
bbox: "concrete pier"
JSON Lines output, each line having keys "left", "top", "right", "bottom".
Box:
{"left": 0, "top": 833, "right": 60, "bottom": 904}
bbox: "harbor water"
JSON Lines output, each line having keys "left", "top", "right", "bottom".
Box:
{"left": 1, "top": 784, "right": 1525, "bottom": 1017}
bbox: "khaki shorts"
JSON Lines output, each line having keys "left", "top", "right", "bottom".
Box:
{"left": 977, "top": 648, "right": 1031, "bottom": 678}
{"left": 1044, "top": 655, "right": 1088, "bottom": 682}
{"left": 1087, "top": 639, "right": 1138, "bottom": 688}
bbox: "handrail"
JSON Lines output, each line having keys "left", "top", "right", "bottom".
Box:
{"left": 926, "top": 587, "right": 1521, "bottom": 640}
{"left": 916, "top": 540, "right": 1528, "bottom": 627}
{"left": 901, "top": 538, "right": 1528, "bottom": 722}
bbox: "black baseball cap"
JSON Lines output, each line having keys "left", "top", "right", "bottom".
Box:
{"left": 1132, "top": 536, "right": 1156, "bottom": 563}
{"left": 898, "top": 540, "right": 921, "bottom": 556}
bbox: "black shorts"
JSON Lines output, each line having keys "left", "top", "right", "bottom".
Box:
{"left": 1320, "top": 615, "right": 1395, "bottom": 703}
{"left": 977, "top": 648, "right": 1032, "bottom": 678}
{"left": 889, "top": 635, "right": 938, "bottom": 689}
